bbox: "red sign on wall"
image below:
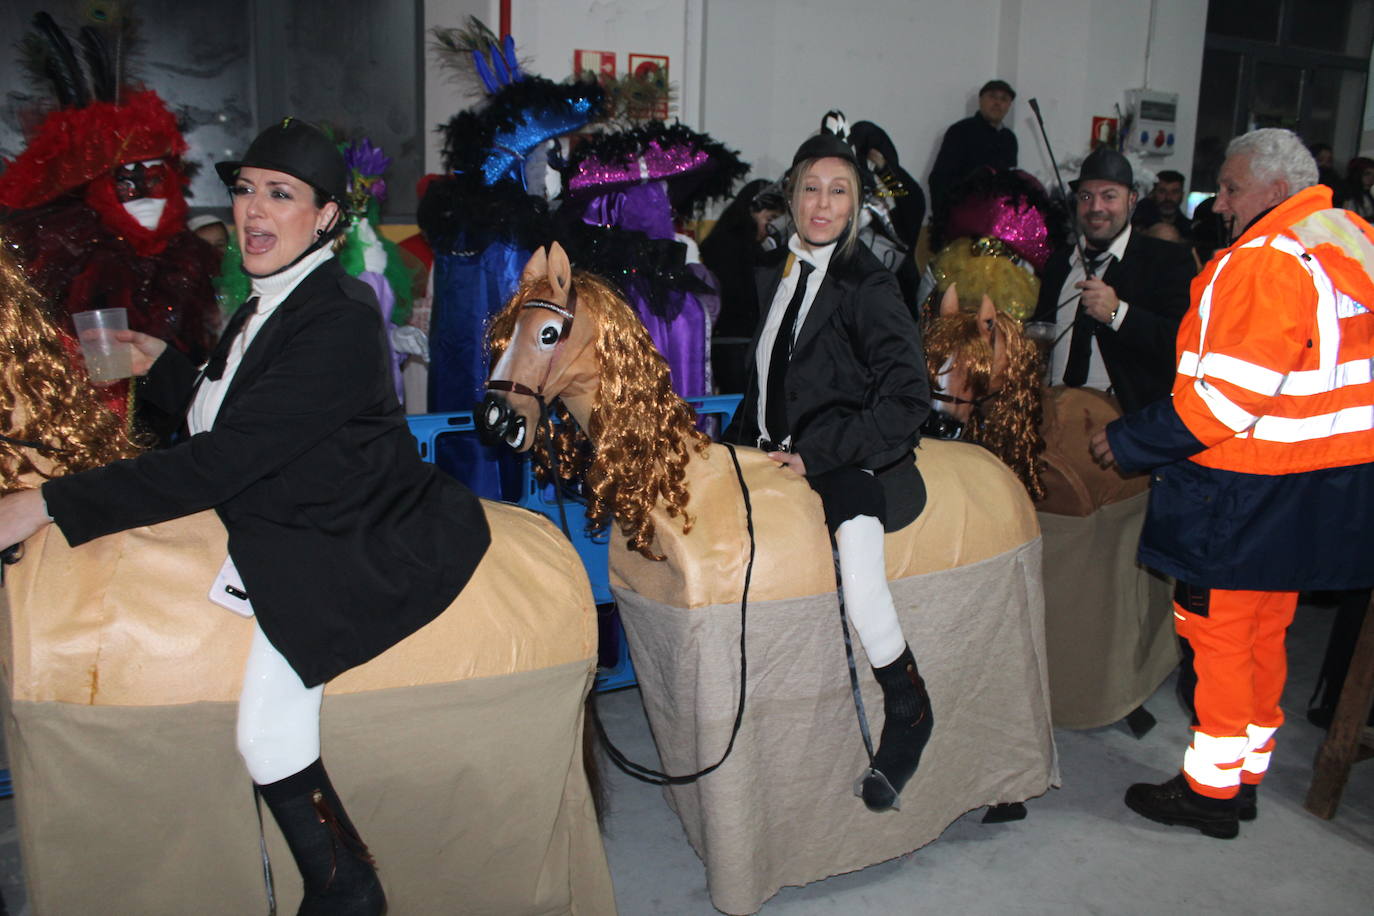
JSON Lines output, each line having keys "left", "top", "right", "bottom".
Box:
{"left": 1090, "top": 116, "right": 1118, "bottom": 150}
{"left": 628, "top": 53, "right": 670, "bottom": 119}
{"left": 574, "top": 49, "right": 616, "bottom": 80}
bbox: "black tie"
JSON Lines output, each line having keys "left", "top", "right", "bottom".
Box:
{"left": 764, "top": 260, "right": 815, "bottom": 443}
{"left": 205, "top": 297, "right": 259, "bottom": 381}
{"left": 1062, "top": 252, "right": 1107, "bottom": 387}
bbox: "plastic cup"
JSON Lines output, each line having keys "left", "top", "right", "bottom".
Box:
{"left": 1022, "top": 320, "right": 1058, "bottom": 344}
{"left": 72, "top": 308, "right": 134, "bottom": 383}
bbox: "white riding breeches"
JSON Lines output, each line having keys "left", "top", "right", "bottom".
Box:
{"left": 835, "top": 514, "right": 906, "bottom": 668}
{"left": 237, "top": 619, "right": 324, "bottom": 785}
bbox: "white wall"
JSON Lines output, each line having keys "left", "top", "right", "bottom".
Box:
{"left": 424, "top": 0, "right": 501, "bottom": 173}
{"left": 701, "top": 0, "right": 1005, "bottom": 185}
{"left": 421, "top": 0, "right": 1208, "bottom": 194}
{"left": 1010, "top": 0, "right": 1206, "bottom": 185}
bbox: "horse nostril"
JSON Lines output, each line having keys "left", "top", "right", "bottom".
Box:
{"left": 478, "top": 393, "right": 513, "bottom": 446}
{"left": 480, "top": 394, "right": 512, "bottom": 427}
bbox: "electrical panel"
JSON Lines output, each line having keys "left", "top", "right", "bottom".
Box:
{"left": 1124, "top": 88, "right": 1179, "bottom": 157}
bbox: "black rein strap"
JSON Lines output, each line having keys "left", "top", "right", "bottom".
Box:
{"left": 563, "top": 431, "right": 756, "bottom": 786}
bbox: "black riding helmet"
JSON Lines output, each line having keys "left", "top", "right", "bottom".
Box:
{"left": 786, "top": 111, "right": 863, "bottom": 247}
{"left": 790, "top": 110, "right": 861, "bottom": 172}
{"left": 216, "top": 118, "right": 350, "bottom": 275}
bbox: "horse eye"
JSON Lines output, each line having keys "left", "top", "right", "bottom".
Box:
{"left": 539, "top": 323, "right": 561, "bottom": 348}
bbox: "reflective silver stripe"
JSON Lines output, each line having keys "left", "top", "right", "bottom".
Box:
{"left": 1251, "top": 404, "right": 1374, "bottom": 442}
{"left": 1279, "top": 357, "right": 1374, "bottom": 396}
{"left": 1185, "top": 349, "right": 1374, "bottom": 397}
{"left": 1193, "top": 378, "right": 1258, "bottom": 432}
{"left": 1241, "top": 724, "right": 1277, "bottom": 775}
{"left": 1184, "top": 732, "right": 1249, "bottom": 790}
{"left": 1198, "top": 352, "right": 1285, "bottom": 396}
{"left": 1191, "top": 251, "right": 1237, "bottom": 370}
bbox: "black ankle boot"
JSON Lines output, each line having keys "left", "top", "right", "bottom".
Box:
{"left": 1124, "top": 773, "right": 1239, "bottom": 839}
{"left": 258, "top": 759, "right": 387, "bottom": 916}
{"left": 859, "top": 646, "right": 934, "bottom": 812}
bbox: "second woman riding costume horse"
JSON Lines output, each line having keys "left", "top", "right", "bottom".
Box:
{"left": 722, "top": 119, "right": 936, "bottom": 812}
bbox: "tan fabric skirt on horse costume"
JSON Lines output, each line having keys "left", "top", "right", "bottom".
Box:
{"left": 1, "top": 501, "right": 614, "bottom": 915}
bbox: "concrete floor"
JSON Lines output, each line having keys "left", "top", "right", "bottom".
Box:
{"left": 595, "top": 600, "right": 1374, "bottom": 915}
{"left": 1, "top": 601, "right": 1370, "bottom": 915}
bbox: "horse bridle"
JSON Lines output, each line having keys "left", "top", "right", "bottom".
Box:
{"left": 928, "top": 314, "right": 1007, "bottom": 413}
{"left": 930, "top": 387, "right": 1005, "bottom": 410}
{"left": 486, "top": 287, "right": 579, "bottom": 402}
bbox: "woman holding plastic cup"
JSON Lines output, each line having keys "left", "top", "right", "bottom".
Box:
{"left": 0, "top": 118, "right": 490, "bottom": 913}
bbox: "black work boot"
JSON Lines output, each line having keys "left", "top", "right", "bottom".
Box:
{"left": 858, "top": 645, "right": 934, "bottom": 812}
{"left": 1237, "top": 783, "right": 1258, "bottom": 822}
{"left": 1124, "top": 773, "right": 1239, "bottom": 839}
{"left": 258, "top": 759, "right": 387, "bottom": 916}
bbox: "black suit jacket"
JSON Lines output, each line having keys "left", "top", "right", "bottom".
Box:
{"left": 724, "top": 243, "right": 931, "bottom": 479}
{"left": 1032, "top": 231, "right": 1196, "bottom": 414}
{"left": 44, "top": 258, "right": 491, "bottom": 686}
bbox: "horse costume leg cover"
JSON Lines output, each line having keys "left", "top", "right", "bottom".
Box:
{"left": 239, "top": 622, "right": 384, "bottom": 913}
{"left": 257, "top": 759, "right": 387, "bottom": 916}
{"left": 833, "top": 512, "right": 934, "bottom": 812}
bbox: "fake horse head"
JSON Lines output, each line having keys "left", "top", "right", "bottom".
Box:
{"left": 480, "top": 243, "right": 596, "bottom": 452}
{"left": 0, "top": 242, "right": 136, "bottom": 493}
{"left": 923, "top": 283, "right": 1046, "bottom": 501}
{"left": 481, "top": 242, "right": 709, "bottom": 558}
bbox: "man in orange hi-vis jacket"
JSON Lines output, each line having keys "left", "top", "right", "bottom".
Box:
{"left": 1090, "top": 127, "right": 1374, "bottom": 839}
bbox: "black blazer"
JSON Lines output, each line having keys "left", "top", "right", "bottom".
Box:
{"left": 44, "top": 258, "right": 490, "bottom": 686}
{"left": 724, "top": 243, "right": 931, "bottom": 478}
{"left": 1032, "top": 231, "right": 1196, "bottom": 414}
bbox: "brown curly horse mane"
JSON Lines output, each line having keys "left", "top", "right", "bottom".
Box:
{"left": 923, "top": 309, "right": 1045, "bottom": 500}
{"left": 1, "top": 242, "right": 138, "bottom": 492}
{"left": 488, "top": 271, "right": 710, "bottom": 559}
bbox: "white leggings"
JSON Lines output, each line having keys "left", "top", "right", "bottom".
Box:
{"left": 835, "top": 514, "right": 906, "bottom": 669}
{"left": 237, "top": 620, "right": 324, "bottom": 785}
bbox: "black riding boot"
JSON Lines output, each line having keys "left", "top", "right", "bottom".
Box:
{"left": 860, "top": 645, "right": 934, "bottom": 812}
{"left": 258, "top": 759, "right": 387, "bottom": 916}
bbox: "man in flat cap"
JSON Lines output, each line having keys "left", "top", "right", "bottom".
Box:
{"left": 928, "top": 79, "right": 1018, "bottom": 212}
{"left": 1031, "top": 147, "right": 1196, "bottom": 414}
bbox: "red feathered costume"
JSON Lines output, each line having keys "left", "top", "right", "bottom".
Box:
{"left": 0, "top": 89, "right": 220, "bottom": 419}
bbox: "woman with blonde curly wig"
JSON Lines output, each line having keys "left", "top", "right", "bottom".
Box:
{"left": 722, "top": 116, "right": 934, "bottom": 812}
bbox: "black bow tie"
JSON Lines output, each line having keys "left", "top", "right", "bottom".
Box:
{"left": 204, "top": 297, "right": 259, "bottom": 381}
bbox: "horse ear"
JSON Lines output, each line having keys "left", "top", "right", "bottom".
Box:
{"left": 520, "top": 246, "right": 549, "bottom": 286}
{"left": 548, "top": 242, "right": 573, "bottom": 302}
{"left": 939, "top": 282, "right": 960, "bottom": 316}
{"left": 978, "top": 294, "right": 997, "bottom": 343}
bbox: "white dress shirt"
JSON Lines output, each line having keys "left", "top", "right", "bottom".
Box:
{"left": 755, "top": 235, "right": 837, "bottom": 445}
{"left": 1048, "top": 224, "right": 1133, "bottom": 391}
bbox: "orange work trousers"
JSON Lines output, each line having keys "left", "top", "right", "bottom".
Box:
{"left": 1173, "top": 586, "right": 1299, "bottom": 799}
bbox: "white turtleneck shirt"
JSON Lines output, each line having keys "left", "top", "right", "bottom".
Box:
{"left": 188, "top": 245, "right": 336, "bottom": 435}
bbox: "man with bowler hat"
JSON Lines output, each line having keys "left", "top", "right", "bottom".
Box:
{"left": 1031, "top": 147, "right": 1196, "bottom": 414}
